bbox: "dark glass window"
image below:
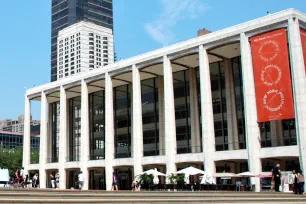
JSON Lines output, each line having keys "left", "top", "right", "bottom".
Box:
{"left": 114, "top": 84, "right": 131, "bottom": 158}
{"left": 232, "top": 57, "right": 246, "bottom": 149}
{"left": 210, "top": 62, "right": 228, "bottom": 151}
{"left": 51, "top": 102, "right": 60, "bottom": 162}
{"left": 69, "top": 96, "right": 81, "bottom": 161}
{"left": 141, "top": 78, "right": 160, "bottom": 156}
{"left": 89, "top": 91, "right": 105, "bottom": 160}
{"left": 173, "top": 70, "right": 192, "bottom": 154}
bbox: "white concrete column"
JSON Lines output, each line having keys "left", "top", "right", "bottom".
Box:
{"left": 81, "top": 80, "right": 90, "bottom": 190}
{"left": 22, "top": 96, "right": 31, "bottom": 175}
{"left": 199, "top": 45, "right": 216, "bottom": 174}
{"left": 189, "top": 68, "right": 201, "bottom": 153}
{"left": 105, "top": 72, "right": 115, "bottom": 190}
{"left": 39, "top": 91, "right": 48, "bottom": 188}
{"left": 163, "top": 56, "right": 177, "bottom": 175}
{"left": 132, "top": 65, "right": 144, "bottom": 176}
{"left": 288, "top": 18, "right": 306, "bottom": 173}
{"left": 224, "top": 58, "right": 239, "bottom": 150}
{"left": 59, "top": 86, "right": 67, "bottom": 189}
{"left": 158, "top": 76, "right": 165, "bottom": 155}
{"left": 240, "top": 32, "right": 261, "bottom": 192}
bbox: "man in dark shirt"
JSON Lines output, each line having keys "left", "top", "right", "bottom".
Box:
{"left": 272, "top": 164, "right": 281, "bottom": 192}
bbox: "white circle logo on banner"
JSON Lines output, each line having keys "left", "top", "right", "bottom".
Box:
{"left": 260, "top": 64, "right": 282, "bottom": 86}
{"left": 258, "top": 40, "right": 280, "bottom": 62}
{"left": 263, "top": 89, "right": 285, "bottom": 112}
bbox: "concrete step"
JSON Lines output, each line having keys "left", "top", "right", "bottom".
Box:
{"left": 0, "top": 189, "right": 305, "bottom": 204}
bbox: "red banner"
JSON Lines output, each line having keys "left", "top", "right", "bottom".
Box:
{"left": 250, "top": 29, "right": 294, "bottom": 122}
{"left": 301, "top": 28, "right": 306, "bottom": 72}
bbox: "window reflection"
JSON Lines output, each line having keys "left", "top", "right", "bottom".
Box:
{"left": 89, "top": 91, "right": 105, "bottom": 160}
{"left": 141, "top": 78, "right": 159, "bottom": 156}
{"left": 173, "top": 70, "right": 191, "bottom": 154}
{"left": 114, "top": 85, "right": 131, "bottom": 158}
{"left": 69, "top": 96, "right": 81, "bottom": 161}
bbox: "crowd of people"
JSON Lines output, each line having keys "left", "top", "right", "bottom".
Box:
{"left": 13, "top": 167, "right": 39, "bottom": 188}
{"left": 270, "top": 163, "right": 304, "bottom": 194}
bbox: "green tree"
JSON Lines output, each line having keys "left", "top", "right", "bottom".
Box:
{"left": 0, "top": 147, "right": 23, "bottom": 177}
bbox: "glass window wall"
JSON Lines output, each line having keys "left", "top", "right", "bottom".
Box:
{"left": 89, "top": 91, "right": 105, "bottom": 160}
{"left": 51, "top": 102, "right": 60, "bottom": 162}
{"left": 141, "top": 78, "right": 160, "bottom": 156}
{"left": 173, "top": 70, "right": 191, "bottom": 154}
{"left": 210, "top": 62, "right": 228, "bottom": 151}
{"left": 114, "top": 84, "right": 131, "bottom": 158}
{"left": 68, "top": 96, "right": 81, "bottom": 161}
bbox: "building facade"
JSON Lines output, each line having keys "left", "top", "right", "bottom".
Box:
{"left": 0, "top": 115, "right": 40, "bottom": 134}
{"left": 51, "top": 0, "right": 113, "bottom": 81}
{"left": 24, "top": 9, "right": 306, "bottom": 191}
{"left": 0, "top": 131, "right": 40, "bottom": 151}
{"left": 57, "top": 21, "right": 114, "bottom": 80}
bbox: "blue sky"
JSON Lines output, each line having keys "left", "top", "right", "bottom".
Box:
{"left": 0, "top": 0, "right": 305, "bottom": 120}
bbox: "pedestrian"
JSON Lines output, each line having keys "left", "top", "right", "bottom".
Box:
{"left": 298, "top": 171, "right": 304, "bottom": 194}
{"left": 111, "top": 172, "right": 118, "bottom": 191}
{"left": 78, "top": 171, "right": 85, "bottom": 190}
{"left": 236, "top": 179, "right": 242, "bottom": 191}
{"left": 36, "top": 174, "right": 40, "bottom": 188}
{"left": 20, "top": 167, "right": 24, "bottom": 178}
{"left": 50, "top": 172, "right": 56, "bottom": 189}
{"left": 272, "top": 164, "right": 281, "bottom": 192}
{"left": 293, "top": 170, "right": 298, "bottom": 194}
{"left": 32, "top": 174, "right": 37, "bottom": 188}
{"left": 55, "top": 173, "right": 60, "bottom": 189}
{"left": 135, "top": 181, "right": 140, "bottom": 191}
{"left": 131, "top": 180, "right": 136, "bottom": 191}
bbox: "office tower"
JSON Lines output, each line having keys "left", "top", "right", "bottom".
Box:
{"left": 51, "top": 0, "right": 113, "bottom": 81}
{"left": 57, "top": 21, "right": 114, "bottom": 79}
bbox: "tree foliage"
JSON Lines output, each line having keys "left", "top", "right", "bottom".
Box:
{"left": 138, "top": 173, "right": 153, "bottom": 184}
{"left": 0, "top": 147, "right": 39, "bottom": 178}
{"left": 0, "top": 147, "right": 23, "bottom": 177}
{"left": 167, "top": 173, "right": 185, "bottom": 184}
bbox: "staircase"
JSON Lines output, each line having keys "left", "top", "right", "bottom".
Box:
{"left": 0, "top": 189, "right": 305, "bottom": 203}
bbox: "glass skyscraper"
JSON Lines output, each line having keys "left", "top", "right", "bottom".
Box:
{"left": 51, "top": 0, "right": 113, "bottom": 81}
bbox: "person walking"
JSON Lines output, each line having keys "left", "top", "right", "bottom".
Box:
{"left": 293, "top": 170, "right": 299, "bottom": 194}
{"left": 111, "top": 172, "right": 118, "bottom": 191}
{"left": 55, "top": 173, "right": 60, "bottom": 189}
{"left": 298, "top": 171, "right": 304, "bottom": 194}
{"left": 78, "top": 171, "right": 85, "bottom": 190}
{"left": 50, "top": 173, "right": 56, "bottom": 189}
{"left": 272, "top": 164, "right": 281, "bottom": 192}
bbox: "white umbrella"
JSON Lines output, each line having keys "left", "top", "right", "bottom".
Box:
{"left": 175, "top": 166, "right": 205, "bottom": 175}
{"left": 153, "top": 174, "right": 159, "bottom": 184}
{"left": 201, "top": 170, "right": 216, "bottom": 184}
{"left": 142, "top": 168, "right": 165, "bottom": 176}
{"left": 236, "top": 172, "right": 256, "bottom": 177}
{"left": 184, "top": 173, "right": 190, "bottom": 184}
{"left": 214, "top": 173, "right": 236, "bottom": 178}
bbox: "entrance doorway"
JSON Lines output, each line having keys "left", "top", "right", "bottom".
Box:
{"left": 66, "top": 169, "right": 81, "bottom": 189}
{"left": 89, "top": 169, "right": 106, "bottom": 190}
{"left": 115, "top": 167, "right": 133, "bottom": 190}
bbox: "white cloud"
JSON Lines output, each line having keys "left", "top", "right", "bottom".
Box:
{"left": 145, "top": 0, "right": 209, "bottom": 46}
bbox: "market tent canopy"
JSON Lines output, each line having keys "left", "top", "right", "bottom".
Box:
{"left": 175, "top": 166, "right": 205, "bottom": 175}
